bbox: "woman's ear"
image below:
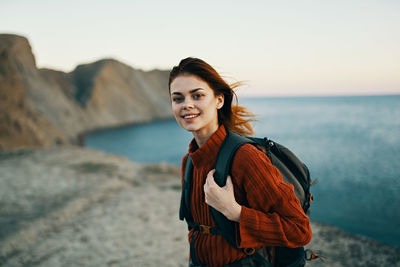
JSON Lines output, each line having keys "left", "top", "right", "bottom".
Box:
{"left": 216, "top": 94, "right": 224, "bottom": 110}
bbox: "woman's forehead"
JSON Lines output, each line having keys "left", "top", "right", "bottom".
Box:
{"left": 170, "top": 75, "right": 211, "bottom": 93}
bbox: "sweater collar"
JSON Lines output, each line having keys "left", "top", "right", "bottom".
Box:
{"left": 188, "top": 125, "right": 227, "bottom": 167}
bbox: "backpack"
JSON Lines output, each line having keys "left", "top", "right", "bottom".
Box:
{"left": 179, "top": 129, "right": 314, "bottom": 267}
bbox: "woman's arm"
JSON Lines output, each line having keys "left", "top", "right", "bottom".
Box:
{"left": 233, "top": 144, "right": 312, "bottom": 248}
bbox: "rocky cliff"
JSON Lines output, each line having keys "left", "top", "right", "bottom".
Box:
{"left": 0, "top": 34, "right": 172, "bottom": 150}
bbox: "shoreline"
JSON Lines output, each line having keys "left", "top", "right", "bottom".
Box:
{"left": 76, "top": 116, "right": 175, "bottom": 147}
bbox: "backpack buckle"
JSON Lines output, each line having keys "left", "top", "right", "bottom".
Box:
{"left": 200, "top": 225, "right": 211, "bottom": 234}
{"left": 244, "top": 247, "right": 256, "bottom": 255}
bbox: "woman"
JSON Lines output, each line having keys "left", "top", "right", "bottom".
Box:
{"left": 169, "top": 57, "right": 311, "bottom": 267}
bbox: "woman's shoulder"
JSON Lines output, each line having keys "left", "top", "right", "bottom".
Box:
{"left": 232, "top": 143, "right": 268, "bottom": 169}
{"left": 231, "top": 143, "right": 278, "bottom": 179}
{"left": 235, "top": 143, "right": 269, "bottom": 161}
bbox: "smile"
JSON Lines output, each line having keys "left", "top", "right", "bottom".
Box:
{"left": 182, "top": 113, "right": 200, "bottom": 119}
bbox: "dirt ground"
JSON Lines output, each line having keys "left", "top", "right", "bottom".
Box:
{"left": 0, "top": 147, "right": 399, "bottom": 266}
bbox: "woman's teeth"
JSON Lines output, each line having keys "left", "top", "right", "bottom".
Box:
{"left": 184, "top": 114, "right": 199, "bottom": 119}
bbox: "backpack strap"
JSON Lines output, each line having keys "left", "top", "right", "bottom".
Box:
{"left": 211, "top": 129, "right": 255, "bottom": 248}
{"left": 214, "top": 130, "right": 253, "bottom": 186}
{"left": 180, "top": 155, "right": 203, "bottom": 264}
{"left": 179, "top": 155, "right": 194, "bottom": 223}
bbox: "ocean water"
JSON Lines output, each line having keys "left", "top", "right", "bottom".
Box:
{"left": 85, "top": 95, "right": 400, "bottom": 247}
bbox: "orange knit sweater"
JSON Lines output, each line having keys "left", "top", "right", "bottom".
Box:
{"left": 181, "top": 125, "right": 312, "bottom": 267}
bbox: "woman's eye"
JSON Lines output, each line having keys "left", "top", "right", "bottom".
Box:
{"left": 172, "top": 97, "right": 184, "bottom": 102}
{"left": 193, "top": 94, "right": 203, "bottom": 100}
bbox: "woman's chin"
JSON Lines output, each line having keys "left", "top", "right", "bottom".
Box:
{"left": 176, "top": 118, "right": 194, "bottom": 128}
{"left": 178, "top": 122, "right": 201, "bottom": 133}
{"left": 183, "top": 125, "right": 199, "bottom": 132}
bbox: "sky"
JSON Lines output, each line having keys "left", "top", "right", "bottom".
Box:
{"left": 1, "top": 0, "right": 399, "bottom": 96}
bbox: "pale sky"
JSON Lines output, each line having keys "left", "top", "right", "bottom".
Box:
{"left": 1, "top": 0, "right": 399, "bottom": 96}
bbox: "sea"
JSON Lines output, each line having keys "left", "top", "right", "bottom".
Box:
{"left": 84, "top": 95, "right": 400, "bottom": 248}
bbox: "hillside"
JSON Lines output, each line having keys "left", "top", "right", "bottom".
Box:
{"left": 0, "top": 34, "right": 172, "bottom": 150}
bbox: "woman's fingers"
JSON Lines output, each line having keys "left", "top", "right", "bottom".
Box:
{"left": 205, "top": 171, "right": 233, "bottom": 192}
{"left": 204, "top": 169, "right": 216, "bottom": 193}
{"left": 204, "top": 169, "right": 218, "bottom": 205}
{"left": 206, "top": 169, "right": 216, "bottom": 185}
{"left": 204, "top": 170, "right": 213, "bottom": 198}
{"left": 225, "top": 175, "right": 233, "bottom": 189}
{"left": 203, "top": 172, "right": 241, "bottom": 221}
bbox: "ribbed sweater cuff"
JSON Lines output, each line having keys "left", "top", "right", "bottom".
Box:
{"left": 237, "top": 205, "right": 259, "bottom": 248}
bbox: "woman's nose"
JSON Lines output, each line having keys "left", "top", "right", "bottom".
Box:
{"left": 183, "top": 99, "right": 194, "bottom": 109}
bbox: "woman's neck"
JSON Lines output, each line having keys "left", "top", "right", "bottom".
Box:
{"left": 193, "top": 124, "right": 220, "bottom": 147}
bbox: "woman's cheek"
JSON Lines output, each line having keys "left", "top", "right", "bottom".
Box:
{"left": 172, "top": 105, "right": 180, "bottom": 120}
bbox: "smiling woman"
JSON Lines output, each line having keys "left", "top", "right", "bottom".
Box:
{"left": 170, "top": 75, "right": 224, "bottom": 147}
{"left": 169, "top": 58, "right": 255, "bottom": 143}
{"left": 168, "top": 57, "right": 312, "bottom": 267}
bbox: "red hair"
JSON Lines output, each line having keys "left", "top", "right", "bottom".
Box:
{"left": 169, "top": 57, "right": 255, "bottom": 135}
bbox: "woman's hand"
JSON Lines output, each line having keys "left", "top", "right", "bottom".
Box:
{"left": 203, "top": 169, "right": 242, "bottom": 222}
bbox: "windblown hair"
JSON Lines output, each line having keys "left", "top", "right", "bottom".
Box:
{"left": 169, "top": 57, "right": 255, "bottom": 135}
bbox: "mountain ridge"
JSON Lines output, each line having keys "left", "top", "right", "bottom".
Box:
{"left": 0, "top": 34, "right": 172, "bottom": 150}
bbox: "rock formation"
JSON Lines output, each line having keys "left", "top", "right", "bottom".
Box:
{"left": 0, "top": 34, "right": 172, "bottom": 150}
{"left": 0, "top": 35, "right": 67, "bottom": 150}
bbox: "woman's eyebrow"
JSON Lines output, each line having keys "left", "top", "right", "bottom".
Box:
{"left": 171, "top": 88, "right": 204, "bottom": 95}
{"left": 189, "top": 88, "right": 204, "bottom": 93}
{"left": 171, "top": 92, "right": 182, "bottom": 95}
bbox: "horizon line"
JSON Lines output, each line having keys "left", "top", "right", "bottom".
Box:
{"left": 238, "top": 92, "right": 400, "bottom": 98}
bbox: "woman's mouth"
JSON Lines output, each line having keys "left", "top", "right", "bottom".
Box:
{"left": 182, "top": 113, "right": 200, "bottom": 121}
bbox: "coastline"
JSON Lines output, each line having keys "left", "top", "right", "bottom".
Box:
{"left": 78, "top": 94, "right": 400, "bottom": 147}
{"left": 76, "top": 116, "right": 175, "bottom": 147}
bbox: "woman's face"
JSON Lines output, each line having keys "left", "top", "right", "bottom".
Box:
{"left": 170, "top": 74, "right": 224, "bottom": 138}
